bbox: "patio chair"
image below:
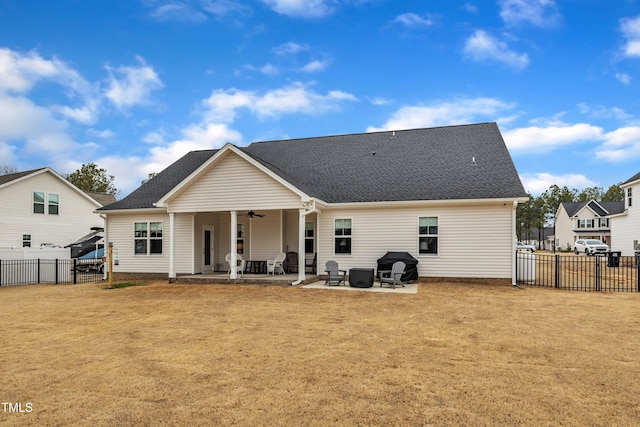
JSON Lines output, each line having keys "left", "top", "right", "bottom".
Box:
{"left": 378, "top": 261, "right": 406, "bottom": 289}
{"left": 324, "top": 260, "right": 346, "bottom": 286}
{"left": 267, "top": 252, "right": 286, "bottom": 275}
{"left": 305, "top": 253, "right": 317, "bottom": 274}
{"left": 225, "top": 252, "right": 245, "bottom": 277}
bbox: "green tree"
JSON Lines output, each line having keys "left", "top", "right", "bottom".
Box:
{"left": 516, "top": 193, "right": 545, "bottom": 245}
{"left": 65, "top": 163, "right": 118, "bottom": 196}
{"left": 576, "top": 186, "right": 604, "bottom": 202}
{"left": 602, "top": 183, "right": 624, "bottom": 202}
{"left": 540, "top": 184, "right": 577, "bottom": 223}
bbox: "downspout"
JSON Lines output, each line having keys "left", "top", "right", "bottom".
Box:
{"left": 512, "top": 201, "right": 518, "bottom": 286}
{"left": 290, "top": 200, "right": 320, "bottom": 286}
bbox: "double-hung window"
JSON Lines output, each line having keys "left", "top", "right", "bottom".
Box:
{"left": 33, "top": 192, "right": 45, "bottom": 214}
{"left": 22, "top": 234, "right": 31, "bottom": 247}
{"left": 419, "top": 217, "right": 438, "bottom": 255}
{"left": 628, "top": 188, "right": 633, "bottom": 207}
{"left": 134, "top": 222, "right": 163, "bottom": 255}
{"left": 48, "top": 193, "right": 59, "bottom": 215}
{"left": 577, "top": 219, "right": 594, "bottom": 229}
{"left": 334, "top": 219, "right": 352, "bottom": 254}
{"left": 33, "top": 192, "right": 59, "bottom": 215}
{"left": 305, "top": 221, "right": 315, "bottom": 254}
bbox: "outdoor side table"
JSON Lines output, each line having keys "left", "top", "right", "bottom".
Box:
{"left": 349, "top": 268, "right": 374, "bottom": 288}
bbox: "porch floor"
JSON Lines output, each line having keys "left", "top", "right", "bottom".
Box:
{"left": 175, "top": 272, "right": 318, "bottom": 285}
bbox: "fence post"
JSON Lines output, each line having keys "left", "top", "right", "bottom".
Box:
{"left": 37, "top": 258, "right": 41, "bottom": 284}
{"left": 0, "top": 259, "right": 2, "bottom": 287}
{"left": 515, "top": 250, "right": 519, "bottom": 286}
{"left": 555, "top": 255, "right": 560, "bottom": 288}
{"left": 73, "top": 258, "right": 77, "bottom": 285}
{"left": 595, "top": 256, "right": 601, "bottom": 291}
{"left": 637, "top": 253, "right": 640, "bottom": 292}
{"left": 55, "top": 259, "right": 59, "bottom": 285}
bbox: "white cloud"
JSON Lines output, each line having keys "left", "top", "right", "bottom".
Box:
{"left": 368, "top": 97, "right": 392, "bottom": 106}
{"left": 272, "top": 42, "right": 309, "bottom": 56}
{"left": 151, "top": 3, "right": 208, "bottom": 22}
{"left": 620, "top": 16, "right": 640, "bottom": 58}
{"left": 577, "top": 103, "right": 633, "bottom": 121}
{"left": 499, "top": 0, "right": 561, "bottom": 28}
{"left": 367, "top": 97, "right": 513, "bottom": 132}
{"left": 149, "top": 0, "right": 248, "bottom": 22}
{"left": 596, "top": 127, "right": 640, "bottom": 161}
{"left": 104, "top": 56, "right": 164, "bottom": 109}
{"left": 299, "top": 60, "right": 328, "bottom": 73}
{"left": 463, "top": 3, "right": 478, "bottom": 14}
{"left": 203, "top": 82, "right": 357, "bottom": 122}
{"left": 392, "top": 13, "right": 435, "bottom": 29}
{"left": 503, "top": 123, "right": 603, "bottom": 152}
{"left": 260, "top": 0, "right": 335, "bottom": 18}
{"left": 520, "top": 172, "right": 596, "bottom": 195}
{"left": 463, "top": 30, "right": 529, "bottom": 69}
{"left": 616, "top": 72, "right": 632, "bottom": 84}
{"left": 260, "top": 63, "right": 279, "bottom": 75}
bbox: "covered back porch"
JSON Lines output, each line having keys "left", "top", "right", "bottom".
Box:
{"left": 169, "top": 207, "right": 319, "bottom": 284}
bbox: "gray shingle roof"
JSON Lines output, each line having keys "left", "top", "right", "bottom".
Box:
{"left": 562, "top": 201, "right": 625, "bottom": 217}
{"left": 0, "top": 168, "right": 46, "bottom": 186}
{"left": 622, "top": 171, "right": 640, "bottom": 186}
{"left": 99, "top": 150, "right": 217, "bottom": 210}
{"left": 100, "top": 122, "right": 526, "bottom": 210}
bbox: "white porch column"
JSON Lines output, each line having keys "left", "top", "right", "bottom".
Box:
{"left": 298, "top": 208, "right": 306, "bottom": 283}
{"left": 169, "top": 212, "right": 176, "bottom": 281}
{"left": 230, "top": 211, "right": 238, "bottom": 279}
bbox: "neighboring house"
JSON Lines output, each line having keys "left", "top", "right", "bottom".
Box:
{"left": 521, "top": 227, "right": 554, "bottom": 251}
{"left": 554, "top": 200, "right": 625, "bottom": 251}
{"left": 0, "top": 168, "right": 112, "bottom": 248}
{"left": 98, "top": 122, "right": 528, "bottom": 283}
{"left": 610, "top": 171, "right": 640, "bottom": 256}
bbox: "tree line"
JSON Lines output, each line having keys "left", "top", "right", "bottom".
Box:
{"left": 517, "top": 183, "right": 624, "bottom": 244}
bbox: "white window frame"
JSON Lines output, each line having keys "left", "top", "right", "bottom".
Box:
{"left": 305, "top": 221, "right": 315, "bottom": 254}
{"left": 599, "top": 218, "right": 609, "bottom": 228}
{"left": 22, "top": 234, "right": 31, "bottom": 247}
{"left": 237, "top": 223, "right": 244, "bottom": 255}
{"left": 134, "top": 221, "right": 164, "bottom": 255}
{"left": 48, "top": 193, "right": 59, "bottom": 215}
{"left": 577, "top": 219, "right": 594, "bottom": 229}
{"left": 33, "top": 192, "right": 45, "bottom": 214}
{"left": 334, "top": 218, "right": 352, "bottom": 255}
{"left": 628, "top": 188, "right": 633, "bottom": 208}
{"left": 418, "top": 216, "right": 439, "bottom": 256}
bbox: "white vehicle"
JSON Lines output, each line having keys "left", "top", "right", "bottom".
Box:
{"left": 573, "top": 239, "right": 610, "bottom": 256}
{"left": 516, "top": 241, "right": 536, "bottom": 252}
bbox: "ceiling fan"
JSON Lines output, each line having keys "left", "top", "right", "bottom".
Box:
{"left": 243, "top": 210, "right": 265, "bottom": 219}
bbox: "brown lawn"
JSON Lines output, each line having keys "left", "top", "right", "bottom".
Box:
{"left": 1, "top": 280, "right": 639, "bottom": 426}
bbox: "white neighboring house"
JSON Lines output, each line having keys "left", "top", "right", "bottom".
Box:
{"left": 610, "top": 172, "right": 640, "bottom": 256}
{"left": 98, "top": 123, "right": 529, "bottom": 284}
{"left": 0, "top": 168, "right": 114, "bottom": 249}
{"left": 554, "top": 200, "right": 625, "bottom": 252}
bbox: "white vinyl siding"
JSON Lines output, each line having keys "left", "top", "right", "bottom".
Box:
{"left": 611, "top": 182, "right": 640, "bottom": 256}
{"left": 318, "top": 203, "right": 514, "bottom": 279}
{"left": 105, "top": 212, "right": 170, "bottom": 274}
{"left": 0, "top": 171, "right": 102, "bottom": 248}
{"left": 167, "top": 152, "right": 303, "bottom": 213}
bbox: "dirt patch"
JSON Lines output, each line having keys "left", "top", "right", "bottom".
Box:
{"left": 1, "top": 281, "right": 639, "bottom": 426}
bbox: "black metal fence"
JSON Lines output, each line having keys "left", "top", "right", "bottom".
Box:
{"left": 0, "top": 258, "right": 104, "bottom": 286}
{"left": 516, "top": 252, "right": 640, "bottom": 292}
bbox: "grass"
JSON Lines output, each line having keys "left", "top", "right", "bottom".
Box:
{"left": 1, "top": 280, "right": 639, "bottom": 426}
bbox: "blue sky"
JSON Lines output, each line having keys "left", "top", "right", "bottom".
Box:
{"left": 1, "top": 0, "right": 640, "bottom": 197}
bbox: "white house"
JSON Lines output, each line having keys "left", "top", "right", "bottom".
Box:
{"left": 554, "top": 200, "right": 625, "bottom": 252}
{"left": 610, "top": 171, "right": 640, "bottom": 256}
{"left": 0, "top": 168, "right": 112, "bottom": 249}
{"left": 97, "top": 123, "right": 528, "bottom": 284}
